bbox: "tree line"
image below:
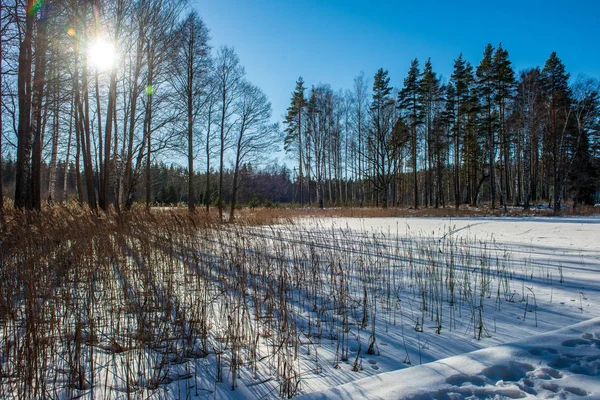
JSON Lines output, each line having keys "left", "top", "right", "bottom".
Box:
{"left": 2, "top": 1, "right": 599, "bottom": 216}
{"left": 284, "top": 47, "right": 600, "bottom": 212}
{"left": 0, "top": 156, "right": 295, "bottom": 206}
{"left": 1, "top": 0, "right": 280, "bottom": 221}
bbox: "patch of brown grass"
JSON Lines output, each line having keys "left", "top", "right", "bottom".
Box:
{"left": 225, "top": 203, "right": 592, "bottom": 222}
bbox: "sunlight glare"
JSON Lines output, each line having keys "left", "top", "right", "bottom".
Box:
{"left": 88, "top": 37, "right": 116, "bottom": 72}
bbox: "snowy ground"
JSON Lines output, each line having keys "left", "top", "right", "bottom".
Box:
{"left": 302, "top": 316, "right": 600, "bottom": 399}
{"left": 4, "top": 215, "right": 599, "bottom": 399}
{"left": 292, "top": 216, "right": 600, "bottom": 399}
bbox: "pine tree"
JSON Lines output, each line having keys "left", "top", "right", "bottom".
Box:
{"left": 398, "top": 59, "right": 422, "bottom": 208}
{"left": 569, "top": 76, "right": 599, "bottom": 207}
{"left": 493, "top": 43, "right": 515, "bottom": 207}
{"left": 515, "top": 68, "right": 544, "bottom": 208}
{"left": 541, "top": 52, "right": 572, "bottom": 214}
{"left": 369, "top": 68, "right": 394, "bottom": 207}
{"left": 476, "top": 43, "right": 497, "bottom": 207}
{"left": 460, "top": 61, "right": 479, "bottom": 206}
{"left": 420, "top": 58, "right": 443, "bottom": 208}
{"left": 449, "top": 55, "right": 467, "bottom": 208}
{"left": 283, "top": 77, "right": 307, "bottom": 205}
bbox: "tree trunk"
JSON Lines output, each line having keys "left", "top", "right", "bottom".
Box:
{"left": 80, "top": 57, "right": 97, "bottom": 209}
{"left": 454, "top": 125, "right": 460, "bottom": 209}
{"left": 205, "top": 102, "right": 213, "bottom": 212}
{"left": 95, "top": 73, "right": 103, "bottom": 204}
{"left": 75, "top": 105, "right": 83, "bottom": 203}
{"left": 63, "top": 98, "right": 74, "bottom": 202}
{"left": 0, "top": 11, "right": 4, "bottom": 211}
{"left": 14, "top": 5, "right": 34, "bottom": 209}
{"left": 298, "top": 110, "right": 304, "bottom": 206}
{"left": 413, "top": 126, "right": 418, "bottom": 209}
{"left": 218, "top": 85, "right": 227, "bottom": 221}
{"left": 229, "top": 151, "right": 242, "bottom": 222}
{"left": 124, "top": 29, "right": 145, "bottom": 210}
{"left": 187, "top": 89, "right": 194, "bottom": 212}
{"left": 100, "top": 68, "right": 118, "bottom": 210}
{"left": 48, "top": 60, "right": 60, "bottom": 202}
{"left": 145, "top": 44, "right": 155, "bottom": 209}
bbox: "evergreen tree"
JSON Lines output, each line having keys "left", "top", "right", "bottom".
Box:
{"left": 515, "top": 68, "right": 544, "bottom": 208}
{"left": 398, "top": 59, "right": 422, "bottom": 208}
{"left": 368, "top": 68, "right": 394, "bottom": 207}
{"left": 283, "top": 77, "right": 307, "bottom": 205}
{"left": 476, "top": 43, "right": 497, "bottom": 207}
{"left": 449, "top": 55, "right": 467, "bottom": 208}
{"left": 569, "top": 76, "right": 600, "bottom": 207}
{"left": 419, "top": 58, "right": 443, "bottom": 207}
{"left": 461, "top": 61, "right": 479, "bottom": 206}
{"left": 442, "top": 83, "right": 457, "bottom": 208}
{"left": 541, "top": 52, "right": 572, "bottom": 213}
{"left": 493, "top": 43, "right": 515, "bottom": 207}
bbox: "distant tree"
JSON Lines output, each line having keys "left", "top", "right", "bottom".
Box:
{"left": 397, "top": 59, "right": 422, "bottom": 208}
{"left": 493, "top": 43, "right": 515, "bottom": 207}
{"left": 352, "top": 72, "right": 370, "bottom": 206}
{"left": 460, "top": 62, "right": 479, "bottom": 206}
{"left": 541, "top": 52, "right": 572, "bottom": 214}
{"left": 569, "top": 76, "right": 599, "bottom": 207}
{"left": 138, "top": 0, "right": 184, "bottom": 209}
{"left": 515, "top": 68, "right": 544, "bottom": 208}
{"left": 214, "top": 46, "right": 244, "bottom": 221}
{"left": 171, "top": 11, "right": 211, "bottom": 211}
{"left": 283, "top": 77, "right": 306, "bottom": 205}
{"left": 229, "top": 81, "right": 278, "bottom": 221}
{"left": 419, "top": 59, "right": 443, "bottom": 208}
{"left": 476, "top": 43, "right": 497, "bottom": 207}
{"left": 367, "top": 68, "right": 395, "bottom": 207}
{"left": 449, "top": 55, "right": 468, "bottom": 209}
{"left": 203, "top": 78, "right": 218, "bottom": 212}
{"left": 305, "top": 84, "right": 328, "bottom": 208}
{"left": 432, "top": 97, "right": 450, "bottom": 208}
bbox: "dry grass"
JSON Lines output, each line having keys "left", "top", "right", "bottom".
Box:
{"left": 229, "top": 202, "right": 600, "bottom": 222}
{"left": 0, "top": 201, "right": 594, "bottom": 398}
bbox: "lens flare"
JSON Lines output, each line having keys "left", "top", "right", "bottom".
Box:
{"left": 88, "top": 37, "right": 116, "bottom": 72}
{"left": 27, "top": 0, "right": 44, "bottom": 16}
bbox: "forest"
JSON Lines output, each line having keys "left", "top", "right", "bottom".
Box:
{"left": 1, "top": 0, "right": 599, "bottom": 218}
{"left": 282, "top": 51, "right": 600, "bottom": 212}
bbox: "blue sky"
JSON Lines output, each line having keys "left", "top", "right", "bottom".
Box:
{"left": 191, "top": 0, "right": 600, "bottom": 137}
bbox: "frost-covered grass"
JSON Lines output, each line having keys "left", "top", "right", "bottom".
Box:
{"left": 1, "top": 207, "right": 599, "bottom": 398}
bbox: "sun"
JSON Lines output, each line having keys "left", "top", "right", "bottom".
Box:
{"left": 88, "top": 37, "right": 116, "bottom": 72}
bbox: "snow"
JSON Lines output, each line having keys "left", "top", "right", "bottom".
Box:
{"left": 292, "top": 216, "right": 600, "bottom": 399}
{"left": 5, "top": 215, "right": 600, "bottom": 399}
{"left": 302, "top": 317, "right": 600, "bottom": 399}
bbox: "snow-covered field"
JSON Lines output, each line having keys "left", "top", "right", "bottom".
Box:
{"left": 293, "top": 217, "right": 600, "bottom": 399}
{"left": 303, "top": 316, "right": 600, "bottom": 399}
{"left": 2, "top": 215, "right": 599, "bottom": 399}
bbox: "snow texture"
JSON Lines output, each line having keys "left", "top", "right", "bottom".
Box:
{"left": 302, "top": 316, "right": 600, "bottom": 399}
{"left": 295, "top": 216, "right": 600, "bottom": 399}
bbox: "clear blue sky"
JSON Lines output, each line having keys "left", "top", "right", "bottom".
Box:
{"left": 191, "top": 0, "right": 600, "bottom": 136}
